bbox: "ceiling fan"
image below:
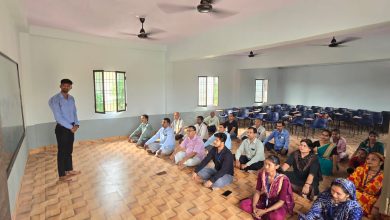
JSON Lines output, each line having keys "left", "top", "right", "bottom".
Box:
{"left": 248, "top": 51, "right": 258, "bottom": 58}
{"left": 123, "top": 17, "right": 163, "bottom": 40}
{"left": 157, "top": 0, "right": 236, "bottom": 18}
{"left": 313, "top": 36, "right": 360, "bottom": 47}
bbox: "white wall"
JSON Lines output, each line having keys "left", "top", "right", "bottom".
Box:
{"left": 21, "top": 30, "right": 167, "bottom": 127}
{"left": 166, "top": 58, "right": 239, "bottom": 113}
{"left": 238, "top": 68, "right": 283, "bottom": 106}
{"left": 0, "top": 0, "right": 30, "bottom": 217}
{"left": 279, "top": 60, "right": 390, "bottom": 111}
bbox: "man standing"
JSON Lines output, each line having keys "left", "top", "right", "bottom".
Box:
{"left": 128, "top": 114, "right": 153, "bottom": 147}
{"left": 235, "top": 127, "right": 265, "bottom": 171}
{"left": 145, "top": 118, "right": 175, "bottom": 156}
{"left": 49, "top": 79, "right": 81, "bottom": 182}
{"left": 263, "top": 121, "right": 290, "bottom": 155}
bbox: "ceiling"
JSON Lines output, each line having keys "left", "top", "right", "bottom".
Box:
{"left": 23, "top": 0, "right": 299, "bottom": 43}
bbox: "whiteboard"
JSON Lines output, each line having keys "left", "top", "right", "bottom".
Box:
{"left": 0, "top": 51, "right": 25, "bottom": 177}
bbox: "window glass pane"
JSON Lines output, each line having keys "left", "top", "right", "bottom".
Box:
{"left": 104, "top": 71, "right": 116, "bottom": 112}
{"left": 206, "top": 77, "right": 214, "bottom": 106}
{"left": 94, "top": 71, "right": 104, "bottom": 113}
{"left": 116, "top": 72, "right": 126, "bottom": 111}
{"left": 213, "top": 77, "right": 218, "bottom": 106}
{"left": 255, "top": 79, "right": 263, "bottom": 103}
{"left": 263, "top": 79, "right": 268, "bottom": 103}
{"left": 198, "top": 77, "right": 207, "bottom": 106}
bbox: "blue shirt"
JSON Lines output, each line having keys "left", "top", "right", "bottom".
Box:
{"left": 263, "top": 129, "right": 290, "bottom": 150}
{"left": 204, "top": 131, "right": 232, "bottom": 149}
{"left": 145, "top": 127, "right": 175, "bottom": 151}
{"left": 48, "top": 92, "right": 79, "bottom": 129}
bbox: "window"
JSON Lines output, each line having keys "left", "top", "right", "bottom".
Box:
{"left": 198, "top": 76, "right": 218, "bottom": 106}
{"left": 255, "top": 79, "right": 268, "bottom": 103}
{"left": 93, "top": 70, "right": 127, "bottom": 113}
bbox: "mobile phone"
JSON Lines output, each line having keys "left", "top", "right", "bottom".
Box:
{"left": 221, "top": 190, "right": 232, "bottom": 197}
{"left": 156, "top": 171, "right": 167, "bottom": 175}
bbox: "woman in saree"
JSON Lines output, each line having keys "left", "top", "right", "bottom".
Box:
{"left": 281, "top": 139, "right": 322, "bottom": 200}
{"left": 240, "top": 155, "right": 294, "bottom": 220}
{"left": 348, "top": 152, "right": 384, "bottom": 216}
{"left": 353, "top": 130, "right": 384, "bottom": 156}
{"left": 313, "top": 129, "right": 338, "bottom": 176}
{"left": 299, "top": 178, "right": 363, "bottom": 220}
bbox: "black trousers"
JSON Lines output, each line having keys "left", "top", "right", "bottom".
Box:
{"left": 234, "top": 155, "right": 264, "bottom": 171}
{"left": 265, "top": 143, "right": 288, "bottom": 155}
{"left": 55, "top": 124, "right": 74, "bottom": 177}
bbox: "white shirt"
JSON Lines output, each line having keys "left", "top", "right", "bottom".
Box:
{"left": 171, "top": 118, "right": 185, "bottom": 135}
{"left": 194, "top": 123, "right": 208, "bottom": 140}
{"left": 204, "top": 115, "right": 220, "bottom": 127}
{"left": 240, "top": 125, "right": 267, "bottom": 142}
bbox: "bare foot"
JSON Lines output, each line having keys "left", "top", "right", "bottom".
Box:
{"left": 58, "top": 175, "right": 73, "bottom": 182}
{"left": 66, "top": 170, "right": 81, "bottom": 176}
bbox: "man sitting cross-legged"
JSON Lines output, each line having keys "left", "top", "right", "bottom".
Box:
{"left": 145, "top": 118, "right": 175, "bottom": 156}
{"left": 204, "top": 124, "right": 232, "bottom": 151}
{"left": 192, "top": 133, "right": 234, "bottom": 189}
{"left": 170, "top": 125, "right": 205, "bottom": 168}
{"left": 128, "top": 114, "right": 153, "bottom": 147}
{"left": 263, "top": 121, "right": 290, "bottom": 155}
{"left": 234, "top": 127, "right": 265, "bottom": 172}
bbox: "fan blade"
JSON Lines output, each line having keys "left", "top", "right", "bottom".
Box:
{"left": 157, "top": 3, "right": 195, "bottom": 14}
{"left": 333, "top": 45, "right": 348, "bottom": 47}
{"left": 146, "top": 28, "right": 165, "bottom": 36}
{"left": 307, "top": 44, "right": 329, "bottom": 47}
{"left": 210, "top": 8, "right": 237, "bottom": 18}
{"left": 145, "top": 36, "right": 158, "bottom": 41}
{"left": 210, "top": 0, "right": 222, "bottom": 4}
{"left": 337, "top": 37, "right": 360, "bottom": 45}
{"left": 119, "top": 32, "right": 139, "bottom": 37}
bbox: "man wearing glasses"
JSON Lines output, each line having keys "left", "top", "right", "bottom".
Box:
{"left": 170, "top": 125, "right": 205, "bottom": 168}
{"left": 263, "top": 121, "right": 290, "bottom": 155}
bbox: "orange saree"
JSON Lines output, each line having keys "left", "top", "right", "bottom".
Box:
{"left": 348, "top": 165, "right": 383, "bottom": 215}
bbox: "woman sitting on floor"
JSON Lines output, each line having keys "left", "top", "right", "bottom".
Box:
{"left": 348, "top": 152, "right": 384, "bottom": 217}
{"left": 313, "top": 129, "right": 338, "bottom": 176}
{"left": 281, "top": 139, "right": 322, "bottom": 200}
{"left": 240, "top": 155, "right": 294, "bottom": 220}
{"left": 299, "top": 178, "right": 363, "bottom": 220}
{"left": 353, "top": 131, "right": 384, "bottom": 156}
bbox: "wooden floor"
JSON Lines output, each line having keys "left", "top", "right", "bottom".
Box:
{"left": 14, "top": 128, "right": 377, "bottom": 220}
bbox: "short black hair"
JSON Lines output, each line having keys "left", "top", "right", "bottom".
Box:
{"left": 369, "top": 130, "right": 379, "bottom": 137}
{"left": 219, "top": 123, "right": 227, "bottom": 128}
{"left": 141, "top": 114, "right": 149, "bottom": 121}
{"left": 248, "top": 127, "right": 257, "bottom": 134}
{"left": 61, "top": 79, "right": 73, "bottom": 85}
{"left": 332, "top": 128, "right": 340, "bottom": 134}
{"left": 322, "top": 129, "right": 332, "bottom": 137}
{"left": 197, "top": 116, "right": 204, "bottom": 121}
{"left": 276, "top": 121, "right": 285, "bottom": 126}
{"left": 187, "top": 125, "right": 196, "bottom": 131}
{"left": 163, "top": 117, "right": 171, "bottom": 124}
{"left": 214, "top": 132, "right": 227, "bottom": 143}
